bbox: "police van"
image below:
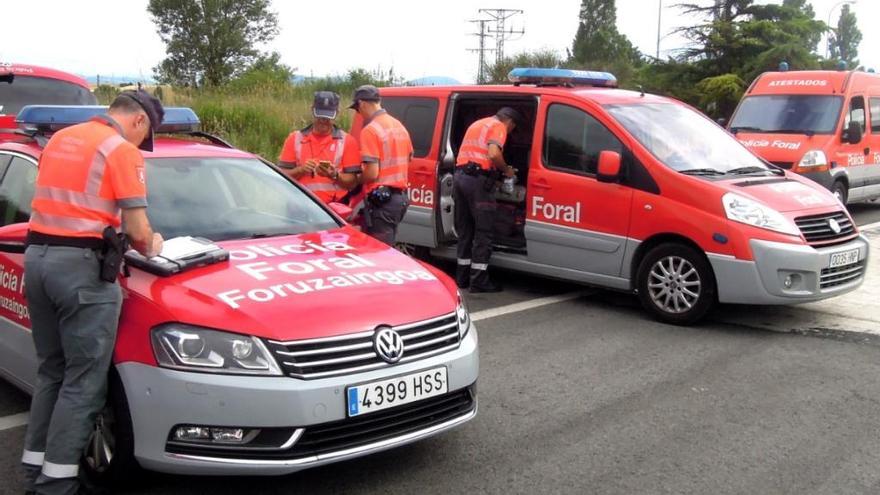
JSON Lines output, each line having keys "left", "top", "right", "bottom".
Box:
{"left": 728, "top": 68, "right": 880, "bottom": 205}
{"left": 362, "top": 68, "right": 870, "bottom": 325}
{"left": 0, "top": 106, "right": 478, "bottom": 483}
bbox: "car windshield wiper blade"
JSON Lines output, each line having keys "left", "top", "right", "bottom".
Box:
{"left": 243, "top": 231, "right": 299, "bottom": 239}
{"left": 727, "top": 166, "right": 782, "bottom": 176}
{"left": 729, "top": 125, "right": 764, "bottom": 134}
{"left": 679, "top": 168, "right": 727, "bottom": 176}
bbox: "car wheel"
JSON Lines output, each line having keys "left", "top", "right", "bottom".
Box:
{"left": 82, "top": 370, "right": 140, "bottom": 487}
{"left": 636, "top": 243, "right": 716, "bottom": 325}
{"left": 831, "top": 181, "right": 848, "bottom": 206}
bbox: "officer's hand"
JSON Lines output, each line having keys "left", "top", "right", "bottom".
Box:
{"left": 148, "top": 233, "right": 164, "bottom": 258}
{"left": 315, "top": 162, "right": 334, "bottom": 177}
{"left": 504, "top": 166, "right": 516, "bottom": 178}
{"left": 300, "top": 161, "right": 317, "bottom": 175}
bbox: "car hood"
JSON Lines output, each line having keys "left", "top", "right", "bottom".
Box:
{"left": 735, "top": 132, "right": 831, "bottom": 166}
{"left": 717, "top": 173, "right": 841, "bottom": 212}
{"left": 125, "top": 227, "right": 458, "bottom": 341}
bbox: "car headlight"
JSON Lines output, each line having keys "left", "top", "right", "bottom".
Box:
{"left": 151, "top": 324, "right": 282, "bottom": 375}
{"left": 722, "top": 192, "right": 799, "bottom": 236}
{"left": 456, "top": 291, "right": 471, "bottom": 338}
{"left": 798, "top": 150, "right": 827, "bottom": 168}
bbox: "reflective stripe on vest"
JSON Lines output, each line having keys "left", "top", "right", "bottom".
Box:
{"left": 30, "top": 211, "right": 107, "bottom": 234}
{"left": 456, "top": 117, "right": 501, "bottom": 170}
{"left": 365, "top": 116, "right": 410, "bottom": 192}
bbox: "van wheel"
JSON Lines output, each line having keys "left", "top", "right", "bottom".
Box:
{"left": 82, "top": 371, "right": 140, "bottom": 488}
{"left": 831, "top": 181, "right": 848, "bottom": 205}
{"left": 636, "top": 243, "right": 716, "bottom": 325}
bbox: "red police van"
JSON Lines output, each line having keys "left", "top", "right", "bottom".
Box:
{"left": 0, "top": 63, "right": 96, "bottom": 141}
{"left": 0, "top": 106, "right": 478, "bottom": 483}
{"left": 728, "top": 69, "right": 880, "bottom": 205}
{"left": 357, "top": 68, "right": 870, "bottom": 325}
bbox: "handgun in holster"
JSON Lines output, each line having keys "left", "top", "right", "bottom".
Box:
{"left": 100, "top": 226, "right": 130, "bottom": 282}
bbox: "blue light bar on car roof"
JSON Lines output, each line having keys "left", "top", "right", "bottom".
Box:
{"left": 15, "top": 105, "right": 200, "bottom": 133}
{"left": 507, "top": 67, "right": 618, "bottom": 88}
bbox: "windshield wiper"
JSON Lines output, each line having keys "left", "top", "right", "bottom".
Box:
{"left": 766, "top": 128, "right": 815, "bottom": 137}
{"left": 727, "top": 166, "right": 783, "bottom": 176}
{"left": 679, "top": 168, "right": 727, "bottom": 176}
{"left": 729, "top": 126, "right": 764, "bottom": 134}
{"left": 243, "top": 231, "right": 300, "bottom": 239}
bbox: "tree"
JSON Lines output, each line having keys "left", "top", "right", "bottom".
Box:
{"left": 569, "top": 0, "right": 641, "bottom": 84}
{"left": 486, "top": 49, "right": 566, "bottom": 84}
{"left": 148, "top": 0, "right": 279, "bottom": 87}
{"left": 829, "top": 4, "right": 861, "bottom": 68}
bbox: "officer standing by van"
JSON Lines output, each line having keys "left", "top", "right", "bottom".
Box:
{"left": 454, "top": 107, "right": 520, "bottom": 292}
{"left": 344, "top": 85, "right": 413, "bottom": 245}
{"left": 21, "top": 90, "right": 164, "bottom": 495}
{"left": 278, "top": 91, "right": 360, "bottom": 204}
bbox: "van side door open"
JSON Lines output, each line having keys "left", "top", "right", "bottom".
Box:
{"left": 526, "top": 97, "right": 634, "bottom": 281}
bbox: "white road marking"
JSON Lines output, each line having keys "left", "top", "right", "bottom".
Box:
{"left": 0, "top": 412, "right": 29, "bottom": 432}
{"left": 471, "top": 291, "right": 592, "bottom": 322}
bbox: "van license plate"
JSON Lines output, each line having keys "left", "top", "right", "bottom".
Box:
{"left": 829, "top": 249, "right": 859, "bottom": 268}
{"left": 347, "top": 367, "right": 447, "bottom": 417}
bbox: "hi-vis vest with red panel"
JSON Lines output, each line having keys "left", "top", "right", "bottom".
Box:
{"left": 456, "top": 116, "right": 507, "bottom": 171}
{"left": 361, "top": 111, "right": 412, "bottom": 194}
{"left": 290, "top": 128, "right": 349, "bottom": 202}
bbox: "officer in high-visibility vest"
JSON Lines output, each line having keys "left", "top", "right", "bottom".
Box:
{"left": 345, "top": 85, "right": 413, "bottom": 245}
{"left": 21, "top": 90, "right": 164, "bottom": 495}
{"left": 454, "top": 107, "right": 521, "bottom": 292}
{"left": 278, "top": 91, "right": 360, "bottom": 204}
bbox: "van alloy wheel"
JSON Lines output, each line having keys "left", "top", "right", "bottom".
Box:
{"left": 647, "top": 256, "right": 701, "bottom": 314}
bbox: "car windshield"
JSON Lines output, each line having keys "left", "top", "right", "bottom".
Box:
{"left": 145, "top": 157, "right": 339, "bottom": 241}
{"left": 0, "top": 75, "right": 97, "bottom": 116}
{"left": 728, "top": 95, "right": 843, "bottom": 134}
{"left": 606, "top": 103, "right": 774, "bottom": 175}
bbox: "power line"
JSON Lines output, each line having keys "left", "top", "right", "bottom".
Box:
{"left": 479, "top": 8, "right": 525, "bottom": 66}
{"left": 468, "top": 19, "right": 495, "bottom": 84}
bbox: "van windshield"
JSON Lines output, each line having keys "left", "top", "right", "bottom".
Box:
{"left": 0, "top": 75, "right": 97, "bottom": 116}
{"left": 729, "top": 95, "right": 843, "bottom": 134}
{"left": 606, "top": 103, "right": 775, "bottom": 176}
{"left": 145, "top": 157, "right": 339, "bottom": 241}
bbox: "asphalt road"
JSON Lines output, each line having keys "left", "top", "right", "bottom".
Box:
{"left": 1, "top": 204, "right": 879, "bottom": 494}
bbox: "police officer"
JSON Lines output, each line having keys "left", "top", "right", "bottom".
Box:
{"left": 344, "top": 85, "right": 413, "bottom": 245}
{"left": 454, "top": 107, "right": 521, "bottom": 292}
{"left": 278, "top": 91, "right": 360, "bottom": 204}
{"left": 21, "top": 90, "right": 164, "bottom": 495}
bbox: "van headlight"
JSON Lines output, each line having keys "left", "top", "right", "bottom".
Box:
{"left": 722, "top": 192, "right": 799, "bottom": 236}
{"left": 798, "top": 150, "right": 827, "bottom": 168}
{"left": 151, "top": 324, "right": 282, "bottom": 375}
{"left": 456, "top": 292, "right": 471, "bottom": 338}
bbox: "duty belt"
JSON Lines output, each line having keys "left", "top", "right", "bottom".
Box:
{"left": 456, "top": 162, "right": 493, "bottom": 177}
{"left": 26, "top": 230, "right": 105, "bottom": 250}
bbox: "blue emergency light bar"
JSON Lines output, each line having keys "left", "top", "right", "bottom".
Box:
{"left": 507, "top": 68, "right": 618, "bottom": 88}
{"left": 16, "top": 105, "right": 200, "bottom": 133}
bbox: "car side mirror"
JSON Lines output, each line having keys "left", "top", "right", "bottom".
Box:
{"left": 843, "top": 121, "right": 863, "bottom": 144}
{"left": 328, "top": 202, "right": 353, "bottom": 220}
{"left": 597, "top": 151, "right": 622, "bottom": 183}
{"left": 716, "top": 117, "right": 727, "bottom": 127}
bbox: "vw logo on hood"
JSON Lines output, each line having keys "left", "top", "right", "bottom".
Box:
{"left": 828, "top": 218, "right": 842, "bottom": 234}
{"left": 374, "top": 327, "right": 404, "bottom": 364}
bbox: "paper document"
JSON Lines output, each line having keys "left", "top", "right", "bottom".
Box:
{"left": 155, "top": 236, "right": 220, "bottom": 261}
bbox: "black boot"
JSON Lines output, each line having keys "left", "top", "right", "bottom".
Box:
{"left": 455, "top": 264, "right": 470, "bottom": 289}
{"left": 470, "top": 269, "right": 502, "bottom": 293}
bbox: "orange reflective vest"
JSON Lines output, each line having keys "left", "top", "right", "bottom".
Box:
{"left": 360, "top": 110, "right": 412, "bottom": 193}
{"left": 456, "top": 116, "right": 507, "bottom": 171}
{"left": 30, "top": 117, "right": 147, "bottom": 239}
{"left": 287, "top": 128, "right": 351, "bottom": 203}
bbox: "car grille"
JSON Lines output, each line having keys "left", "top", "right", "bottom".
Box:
{"left": 164, "top": 386, "right": 476, "bottom": 460}
{"left": 794, "top": 211, "right": 856, "bottom": 245}
{"left": 266, "top": 312, "right": 461, "bottom": 379}
{"left": 820, "top": 261, "right": 865, "bottom": 290}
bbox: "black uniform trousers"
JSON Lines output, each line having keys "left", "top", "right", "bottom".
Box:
{"left": 453, "top": 169, "right": 497, "bottom": 289}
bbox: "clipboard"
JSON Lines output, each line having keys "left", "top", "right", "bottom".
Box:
{"left": 124, "top": 236, "right": 229, "bottom": 276}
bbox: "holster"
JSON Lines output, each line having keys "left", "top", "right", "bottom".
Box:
{"left": 482, "top": 170, "right": 500, "bottom": 192}
{"left": 100, "top": 226, "right": 129, "bottom": 283}
{"left": 368, "top": 186, "right": 393, "bottom": 206}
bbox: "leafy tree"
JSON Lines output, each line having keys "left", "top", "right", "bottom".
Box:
{"left": 148, "top": 0, "right": 279, "bottom": 87}
{"left": 828, "top": 4, "right": 861, "bottom": 68}
{"left": 486, "top": 49, "right": 566, "bottom": 84}
{"left": 569, "top": 0, "right": 642, "bottom": 84}
{"left": 226, "top": 52, "right": 294, "bottom": 93}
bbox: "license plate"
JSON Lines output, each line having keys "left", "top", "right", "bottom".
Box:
{"left": 829, "top": 248, "right": 860, "bottom": 268}
{"left": 346, "top": 367, "right": 447, "bottom": 417}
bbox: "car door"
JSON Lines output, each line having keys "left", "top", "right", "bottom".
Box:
{"left": 525, "top": 97, "right": 634, "bottom": 279}
{"left": 866, "top": 96, "right": 880, "bottom": 193}
{"left": 836, "top": 95, "right": 872, "bottom": 191}
{"left": 0, "top": 152, "right": 38, "bottom": 389}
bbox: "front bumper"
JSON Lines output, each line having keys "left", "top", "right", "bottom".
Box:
{"left": 117, "top": 325, "right": 478, "bottom": 476}
{"left": 708, "top": 235, "right": 869, "bottom": 304}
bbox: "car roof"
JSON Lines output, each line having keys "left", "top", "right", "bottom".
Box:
{"left": 0, "top": 63, "right": 90, "bottom": 89}
{"left": 0, "top": 136, "right": 257, "bottom": 161}
{"left": 378, "top": 84, "right": 674, "bottom": 106}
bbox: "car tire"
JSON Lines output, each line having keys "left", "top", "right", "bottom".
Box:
{"left": 831, "top": 181, "right": 848, "bottom": 206}
{"left": 81, "top": 370, "right": 141, "bottom": 488}
{"left": 636, "top": 243, "right": 716, "bottom": 325}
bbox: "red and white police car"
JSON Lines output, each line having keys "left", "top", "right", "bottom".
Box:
{"left": 0, "top": 106, "right": 478, "bottom": 483}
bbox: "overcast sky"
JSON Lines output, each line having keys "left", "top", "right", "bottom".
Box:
{"left": 1, "top": 0, "right": 876, "bottom": 84}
